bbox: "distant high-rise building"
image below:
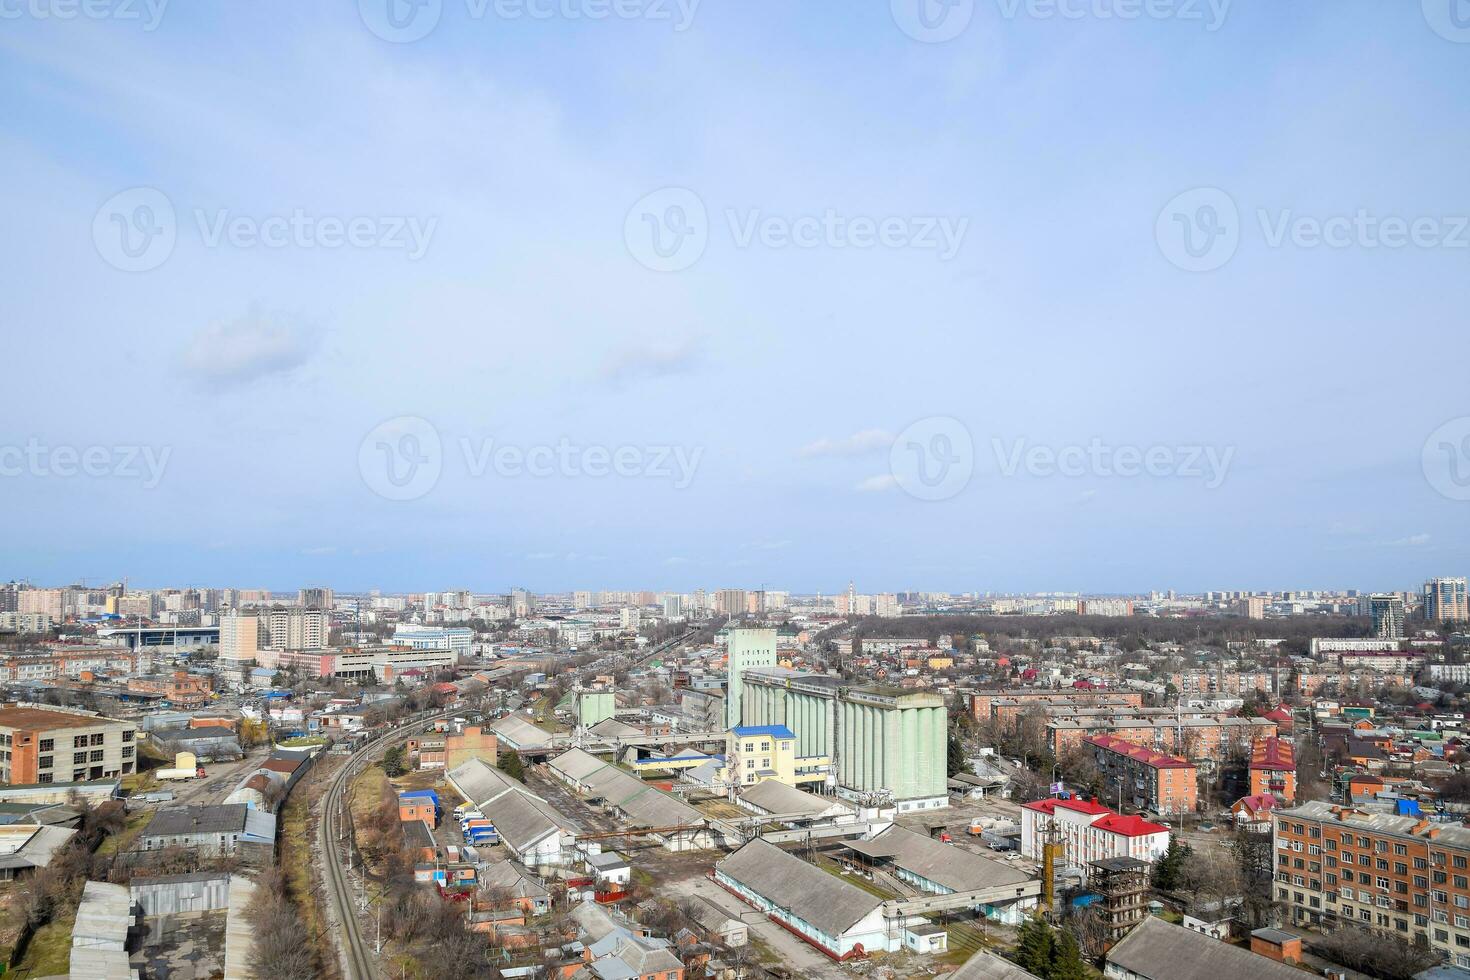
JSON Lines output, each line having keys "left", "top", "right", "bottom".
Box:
{"left": 1370, "top": 594, "right": 1406, "bottom": 639}
{"left": 510, "top": 588, "right": 533, "bottom": 618}
{"left": 620, "top": 607, "right": 641, "bottom": 630}
{"left": 262, "top": 608, "right": 329, "bottom": 650}
{"left": 1239, "top": 596, "right": 1266, "bottom": 620}
{"left": 220, "top": 612, "right": 262, "bottom": 663}
{"left": 662, "top": 595, "right": 683, "bottom": 620}
{"left": 715, "top": 589, "right": 747, "bottom": 617}
{"left": 572, "top": 591, "right": 593, "bottom": 611}
{"left": 1423, "top": 578, "right": 1469, "bottom": 624}
{"left": 298, "top": 587, "right": 334, "bottom": 610}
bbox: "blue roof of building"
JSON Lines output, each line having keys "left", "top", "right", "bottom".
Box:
{"left": 732, "top": 725, "right": 795, "bottom": 740}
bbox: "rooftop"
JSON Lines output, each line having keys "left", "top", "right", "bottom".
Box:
{"left": 716, "top": 838, "right": 882, "bottom": 938}
{"left": 1107, "top": 916, "right": 1304, "bottom": 980}
{"left": 0, "top": 704, "right": 127, "bottom": 732}
{"left": 1086, "top": 733, "right": 1194, "bottom": 769}
{"left": 732, "top": 724, "right": 795, "bottom": 740}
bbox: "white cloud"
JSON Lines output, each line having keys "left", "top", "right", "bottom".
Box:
{"left": 800, "top": 429, "right": 895, "bottom": 458}
{"left": 1386, "top": 533, "right": 1431, "bottom": 548}
{"left": 855, "top": 474, "right": 897, "bottom": 492}
{"left": 597, "top": 338, "right": 701, "bottom": 387}
{"left": 180, "top": 307, "right": 320, "bottom": 387}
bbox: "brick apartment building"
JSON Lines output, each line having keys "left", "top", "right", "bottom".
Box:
{"left": 1249, "top": 736, "right": 1296, "bottom": 803}
{"left": 1274, "top": 800, "right": 1470, "bottom": 969}
{"left": 1085, "top": 734, "right": 1198, "bottom": 818}
{"left": 969, "top": 688, "right": 1144, "bottom": 722}
{"left": 126, "top": 670, "right": 213, "bottom": 708}
{"left": 1050, "top": 715, "right": 1275, "bottom": 759}
{"left": 0, "top": 704, "right": 137, "bottom": 784}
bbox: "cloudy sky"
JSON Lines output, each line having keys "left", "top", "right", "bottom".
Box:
{"left": 2, "top": 0, "right": 1468, "bottom": 594}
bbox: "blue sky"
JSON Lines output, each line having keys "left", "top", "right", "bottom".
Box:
{"left": 2, "top": 0, "right": 1468, "bottom": 594}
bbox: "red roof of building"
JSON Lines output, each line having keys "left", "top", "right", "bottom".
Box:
{"left": 1249, "top": 736, "right": 1295, "bottom": 771}
{"left": 1085, "top": 733, "right": 1194, "bottom": 769}
{"left": 1022, "top": 797, "right": 1114, "bottom": 817}
{"left": 1093, "top": 814, "right": 1169, "bottom": 838}
{"left": 1233, "top": 793, "right": 1281, "bottom": 815}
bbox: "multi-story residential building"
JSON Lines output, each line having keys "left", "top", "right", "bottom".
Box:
{"left": 0, "top": 612, "right": 50, "bottom": 633}
{"left": 264, "top": 607, "right": 328, "bottom": 650}
{"left": 1371, "top": 594, "right": 1407, "bottom": 639}
{"left": 1273, "top": 801, "right": 1470, "bottom": 969}
{"left": 1048, "top": 714, "right": 1274, "bottom": 760}
{"left": 1249, "top": 736, "right": 1296, "bottom": 803}
{"left": 1020, "top": 797, "right": 1170, "bottom": 879}
{"left": 969, "top": 688, "right": 1145, "bottom": 721}
{"left": 0, "top": 705, "right": 137, "bottom": 784}
{"left": 714, "top": 589, "right": 747, "bottom": 617}
{"left": 18, "top": 589, "right": 71, "bottom": 623}
{"left": 1085, "top": 734, "right": 1198, "bottom": 818}
{"left": 1425, "top": 578, "right": 1470, "bottom": 624}
{"left": 297, "top": 587, "right": 334, "bottom": 610}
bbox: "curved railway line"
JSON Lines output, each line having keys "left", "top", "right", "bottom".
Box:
{"left": 318, "top": 709, "right": 455, "bottom": 979}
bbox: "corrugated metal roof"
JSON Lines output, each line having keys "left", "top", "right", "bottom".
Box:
{"left": 715, "top": 838, "right": 880, "bottom": 938}
{"left": 1107, "top": 916, "right": 1303, "bottom": 980}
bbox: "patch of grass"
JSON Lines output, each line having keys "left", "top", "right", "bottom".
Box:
{"left": 11, "top": 909, "right": 75, "bottom": 979}
{"left": 282, "top": 766, "right": 330, "bottom": 977}
{"left": 811, "top": 856, "right": 897, "bottom": 899}
{"left": 97, "top": 809, "right": 152, "bottom": 856}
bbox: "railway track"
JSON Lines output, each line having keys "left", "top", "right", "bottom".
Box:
{"left": 318, "top": 709, "right": 455, "bottom": 980}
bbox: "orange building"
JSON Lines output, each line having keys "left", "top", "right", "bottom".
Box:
{"left": 445, "top": 726, "right": 498, "bottom": 770}
{"left": 0, "top": 704, "right": 137, "bottom": 784}
{"left": 399, "top": 796, "right": 437, "bottom": 828}
{"left": 1086, "top": 733, "right": 1198, "bottom": 818}
{"left": 1274, "top": 800, "right": 1470, "bottom": 968}
{"left": 126, "top": 671, "right": 213, "bottom": 708}
{"left": 1249, "top": 736, "right": 1297, "bottom": 802}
